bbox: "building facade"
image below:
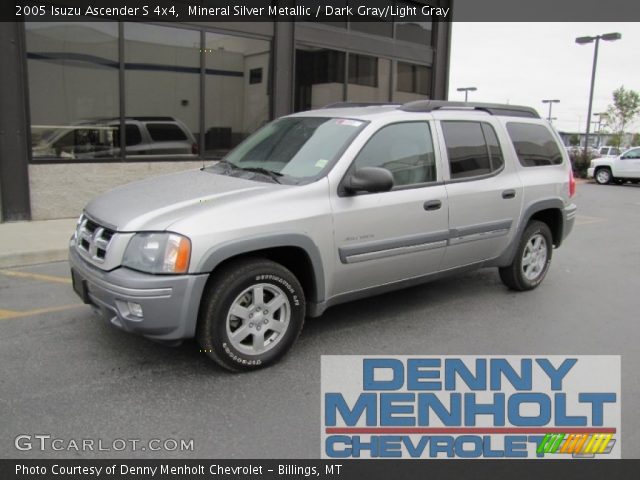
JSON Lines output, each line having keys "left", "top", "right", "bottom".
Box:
{"left": 0, "top": 1, "right": 452, "bottom": 222}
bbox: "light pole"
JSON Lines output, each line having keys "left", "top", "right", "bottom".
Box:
{"left": 457, "top": 87, "right": 477, "bottom": 102}
{"left": 576, "top": 32, "right": 621, "bottom": 158}
{"left": 542, "top": 99, "right": 560, "bottom": 123}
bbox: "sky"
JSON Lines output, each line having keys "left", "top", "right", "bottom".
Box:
{"left": 448, "top": 22, "right": 640, "bottom": 134}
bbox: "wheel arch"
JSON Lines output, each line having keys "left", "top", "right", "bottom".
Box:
{"left": 195, "top": 233, "right": 326, "bottom": 308}
{"left": 493, "top": 198, "right": 565, "bottom": 267}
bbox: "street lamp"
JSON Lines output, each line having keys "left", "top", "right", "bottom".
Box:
{"left": 576, "top": 32, "right": 621, "bottom": 157}
{"left": 457, "top": 87, "right": 477, "bottom": 102}
{"left": 542, "top": 99, "right": 560, "bottom": 123}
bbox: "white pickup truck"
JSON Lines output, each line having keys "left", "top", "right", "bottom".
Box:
{"left": 588, "top": 147, "right": 640, "bottom": 184}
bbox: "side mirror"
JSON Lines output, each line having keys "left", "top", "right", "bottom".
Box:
{"left": 344, "top": 167, "right": 394, "bottom": 194}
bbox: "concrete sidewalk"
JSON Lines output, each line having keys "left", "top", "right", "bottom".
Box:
{"left": 0, "top": 218, "right": 77, "bottom": 268}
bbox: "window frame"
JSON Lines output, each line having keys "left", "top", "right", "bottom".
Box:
{"left": 439, "top": 120, "right": 506, "bottom": 184}
{"left": 25, "top": 21, "right": 274, "bottom": 164}
{"left": 338, "top": 120, "right": 441, "bottom": 197}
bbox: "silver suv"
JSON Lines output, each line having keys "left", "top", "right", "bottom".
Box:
{"left": 69, "top": 101, "right": 577, "bottom": 371}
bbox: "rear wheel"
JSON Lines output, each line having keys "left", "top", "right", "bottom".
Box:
{"left": 499, "top": 221, "right": 553, "bottom": 291}
{"left": 197, "top": 258, "right": 306, "bottom": 372}
{"left": 595, "top": 168, "right": 612, "bottom": 185}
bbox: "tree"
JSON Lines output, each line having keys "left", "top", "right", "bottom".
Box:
{"left": 605, "top": 86, "right": 640, "bottom": 148}
{"left": 569, "top": 134, "right": 580, "bottom": 146}
{"left": 632, "top": 133, "right": 640, "bottom": 147}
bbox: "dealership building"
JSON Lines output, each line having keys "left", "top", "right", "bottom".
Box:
{"left": 0, "top": 1, "right": 452, "bottom": 222}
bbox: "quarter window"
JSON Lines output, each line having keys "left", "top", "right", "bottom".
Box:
{"left": 441, "top": 121, "right": 504, "bottom": 180}
{"left": 352, "top": 122, "right": 436, "bottom": 187}
{"left": 506, "top": 123, "right": 563, "bottom": 166}
{"left": 146, "top": 123, "right": 188, "bottom": 142}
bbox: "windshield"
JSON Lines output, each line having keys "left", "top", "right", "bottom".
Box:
{"left": 209, "top": 116, "right": 367, "bottom": 183}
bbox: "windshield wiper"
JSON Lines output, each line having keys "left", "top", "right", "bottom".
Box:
{"left": 236, "top": 166, "right": 283, "bottom": 184}
{"left": 208, "top": 160, "right": 283, "bottom": 184}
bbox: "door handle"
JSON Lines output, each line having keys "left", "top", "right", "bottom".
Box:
{"left": 502, "top": 189, "right": 516, "bottom": 199}
{"left": 423, "top": 200, "right": 442, "bottom": 211}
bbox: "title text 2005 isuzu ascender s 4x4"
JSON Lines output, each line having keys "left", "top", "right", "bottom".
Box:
{"left": 70, "top": 101, "right": 577, "bottom": 371}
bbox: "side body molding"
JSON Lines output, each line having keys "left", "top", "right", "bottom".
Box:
{"left": 195, "top": 233, "right": 326, "bottom": 304}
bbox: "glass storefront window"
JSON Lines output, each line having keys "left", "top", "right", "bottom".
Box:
{"left": 204, "top": 32, "right": 271, "bottom": 157}
{"left": 347, "top": 55, "right": 390, "bottom": 103}
{"left": 26, "top": 22, "right": 119, "bottom": 160}
{"left": 124, "top": 23, "right": 199, "bottom": 158}
{"left": 393, "top": 61, "right": 432, "bottom": 102}
{"left": 295, "top": 46, "right": 345, "bottom": 111}
{"left": 395, "top": 1, "right": 432, "bottom": 45}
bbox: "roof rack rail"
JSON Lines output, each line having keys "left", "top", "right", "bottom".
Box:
{"left": 322, "top": 102, "right": 400, "bottom": 109}
{"left": 400, "top": 100, "right": 540, "bottom": 119}
{"left": 130, "top": 116, "right": 176, "bottom": 121}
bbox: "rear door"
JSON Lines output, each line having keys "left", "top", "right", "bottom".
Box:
{"left": 437, "top": 119, "right": 523, "bottom": 270}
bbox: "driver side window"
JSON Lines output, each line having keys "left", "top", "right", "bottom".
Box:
{"left": 352, "top": 122, "right": 436, "bottom": 187}
{"left": 623, "top": 149, "right": 640, "bottom": 159}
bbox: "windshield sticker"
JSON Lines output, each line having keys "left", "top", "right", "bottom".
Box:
{"left": 335, "top": 119, "right": 363, "bottom": 127}
{"left": 315, "top": 159, "right": 329, "bottom": 169}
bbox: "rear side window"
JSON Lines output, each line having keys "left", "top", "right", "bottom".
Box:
{"left": 506, "top": 123, "right": 563, "bottom": 166}
{"left": 146, "top": 123, "right": 188, "bottom": 142}
{"left": 441, "top": 121, "right": 504, "bottom": 180}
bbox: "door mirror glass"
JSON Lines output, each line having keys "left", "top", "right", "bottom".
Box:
{"left": 345, "top": 167, "right": 394, "bottom": 194}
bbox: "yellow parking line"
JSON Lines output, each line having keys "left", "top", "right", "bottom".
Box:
{"left": 0, "top": 269, "right": 71, "bottom": 285}
{"left": 0, "top": 304, "right": 84, "bottom": 320}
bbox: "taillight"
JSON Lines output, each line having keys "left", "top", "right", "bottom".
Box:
{"left": 191, "top": 142, "right": 199, "bottom": 155}
{"left": 569, "top": 168, "right": 576, "bottom": 198}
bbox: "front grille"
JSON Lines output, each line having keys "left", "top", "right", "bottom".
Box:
{"left": 76, "top": 215, "right": 116, "bottom": 263}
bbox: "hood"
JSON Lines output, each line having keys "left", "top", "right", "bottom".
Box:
{"left": 85, "top": 169, "right": 281, "bottom": 231}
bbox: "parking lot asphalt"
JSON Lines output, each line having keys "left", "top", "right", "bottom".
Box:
{"left": 0, "top": 182, "right": 638, "bottom": 459}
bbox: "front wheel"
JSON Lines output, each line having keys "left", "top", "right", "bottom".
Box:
{"left": 499, "top": 221, "right": 553, "bottom": 291}
{"left": 595, "top": 168, "right": 612, "bottom": 185}
{"left": 197, "top": 258, "right": 306, "bottom": 372}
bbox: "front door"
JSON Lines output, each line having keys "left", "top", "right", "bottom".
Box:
{"left": 329, "top": 121, "right": 449, "bottom": 298}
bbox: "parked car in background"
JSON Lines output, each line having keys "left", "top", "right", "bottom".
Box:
{"left": 32, "top": 117, "right": 198, "bottom": 160}
{"left": 588, "top": 147, "right": 640, "bottom": 184}
{"left": 597, "top": 146, "right": 621, "bottom": 157}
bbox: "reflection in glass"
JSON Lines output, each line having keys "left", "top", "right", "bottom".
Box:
{"left": 26, "top": 22, "right": 119, "bottom": 160}
{"left": 124, "top": 23, "right": 199, "bottom": 157}
{"left": 347, "top": 55, "right": 390, "bottom": 103}
{"left": 204, "top": 32, "right": 271, "bottom": 157}
{"left": 393, "top": 61, "right": 432, "bottom": 103}
{"left": 295, "top": 47, "right": 345, "bottom": 111}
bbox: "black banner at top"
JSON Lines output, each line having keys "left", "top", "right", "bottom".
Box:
{"left": 3, "top": 0, "right": 640, "bottom": 22}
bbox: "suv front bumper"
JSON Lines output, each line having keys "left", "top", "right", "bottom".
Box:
{"left": 69, "top": 246, "right": 208, "bottom": 342}
{"left": 587, "top": 167, "right": 595, "bottom": 178}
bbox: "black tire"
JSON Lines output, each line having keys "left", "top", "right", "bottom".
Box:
{"left": 499, "top": 221, "right": 553, "bottom": 291}
{"left": 197, "top": 258, "right": 306, "bottom": 372}
{"left": 595, "top": 167, "right": 612, "bottom": 185}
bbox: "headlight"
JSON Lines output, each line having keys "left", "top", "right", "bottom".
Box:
{"left": 123, "top": 233, "right": 191, "bottom": 274}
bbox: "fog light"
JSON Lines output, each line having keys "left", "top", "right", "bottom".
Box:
{"left": 128, "top": 302, "right": 144, "bottom": 318}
